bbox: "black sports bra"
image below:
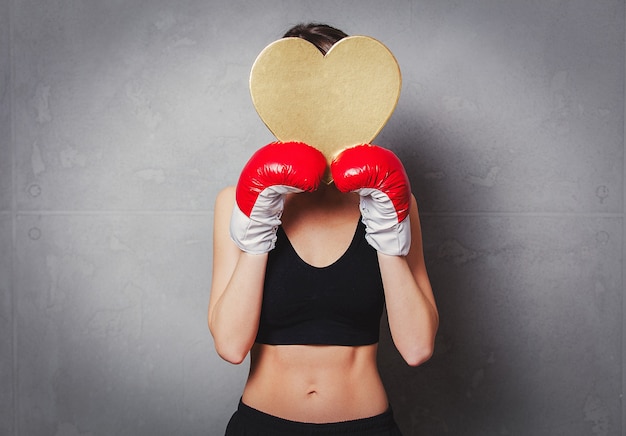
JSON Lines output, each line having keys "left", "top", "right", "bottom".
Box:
{"left": 255, "top": 220, "right": 385, "bottom": 346}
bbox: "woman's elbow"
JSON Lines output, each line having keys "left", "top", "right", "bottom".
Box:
{"left": 213, "top": 338, "right": 250, "bottom": 365}
{"left": 217, "top": 347, "right": 249, "bottom": 365}
{"left": 399, "top": 327, "right": 438, "bottom": 367}
{"left": 402, "top": 344, "right": 435, "bottom": 367}
{"left": 209, "top": 322, "right": 251, "bottom": 365}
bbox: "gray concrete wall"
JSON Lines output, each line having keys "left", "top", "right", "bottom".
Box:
{"left": 0, "top": 1, "right": 623, "bottom": 435}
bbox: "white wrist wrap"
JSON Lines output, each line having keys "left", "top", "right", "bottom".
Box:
{"left": 358, "top": 188, "right": 411, "bottom": 256}
{"left": 229, "top": 185, "right": 302, "bottom": 254}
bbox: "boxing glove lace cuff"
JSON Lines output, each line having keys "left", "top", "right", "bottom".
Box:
{"left": 230, "top": 185, "right": 303, "bottom": 254}
{"left": 359, "top": 189, "right": 411, "bottom": 256}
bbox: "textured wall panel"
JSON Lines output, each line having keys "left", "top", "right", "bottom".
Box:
{"left": 4, "top": 0, "right": 624, "bottom": 435}
{"left": 11, "top": 0, "right": 273, "bottom": 212}
{"left": 15, "top": 214, "right": 245, "bottom": 435}
{"left": 379, "top": 1, "right": 624, "bottom": 215}
{"left": 379, "top": 215, "right": 622, "bottom": 435}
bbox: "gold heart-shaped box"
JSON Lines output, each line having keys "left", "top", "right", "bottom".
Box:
{"left": 250, "top": 35, "right": 402, "bottom": 171}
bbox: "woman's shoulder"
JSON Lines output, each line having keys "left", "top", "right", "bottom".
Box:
{"left": 215, "top": 185, "right": 236, "bottom": 203}
{"left": 213, "top": 187, "right": 237, "bottom": 233}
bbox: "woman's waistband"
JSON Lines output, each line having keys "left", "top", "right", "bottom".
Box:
{"left": 236, "top": 399, "right": 398, "bottom": 434}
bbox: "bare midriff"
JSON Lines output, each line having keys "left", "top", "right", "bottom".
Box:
{"left": 241, "top": 343, "right": 389, "bottom": 423}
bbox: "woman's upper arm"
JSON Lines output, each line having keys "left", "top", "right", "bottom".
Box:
{"left": 208, "top": 186, "right": 241, "bottom": 327}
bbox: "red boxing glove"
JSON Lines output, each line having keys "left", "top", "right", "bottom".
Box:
{"left": 230, "top": 141, "right": 327, "bottom": 254}
{"left": 331, "top": 144, "right": 411, "bottom": 256}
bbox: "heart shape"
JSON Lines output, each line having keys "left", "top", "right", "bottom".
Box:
{"left": 249, "top": 35, "right": 402, "bottom": 166}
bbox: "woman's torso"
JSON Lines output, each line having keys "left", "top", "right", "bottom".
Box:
{"left": 242, "top": 343, "right": 388, "bottom": 423}
{"left": 241, "top": 187, "right": 389, "bottom": 423}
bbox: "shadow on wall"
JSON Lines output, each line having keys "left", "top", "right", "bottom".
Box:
{"left": 376, "top": 108, "right": 519, "bottom": 435}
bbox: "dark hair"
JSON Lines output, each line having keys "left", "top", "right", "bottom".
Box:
{"left": 283, "top": 23, "right": 348, "bottom": 55}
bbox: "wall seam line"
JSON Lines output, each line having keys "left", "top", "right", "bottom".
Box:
{"left": 5, "top": 210, "right": 623, "bottom": 217}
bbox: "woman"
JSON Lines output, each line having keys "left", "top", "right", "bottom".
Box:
{"left": 209, "top": 23, "right": 438, "bottom": 436}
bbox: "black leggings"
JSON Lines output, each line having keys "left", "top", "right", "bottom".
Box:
{"left": 225, "top": 400, "right": 403, "bottom": 436}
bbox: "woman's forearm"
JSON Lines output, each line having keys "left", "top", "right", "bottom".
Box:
{"left": 378, "top": 253, "right": 439, "bottom": 366}
{"left": 209, "top": 252, "right": 268, "bottom": 364}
